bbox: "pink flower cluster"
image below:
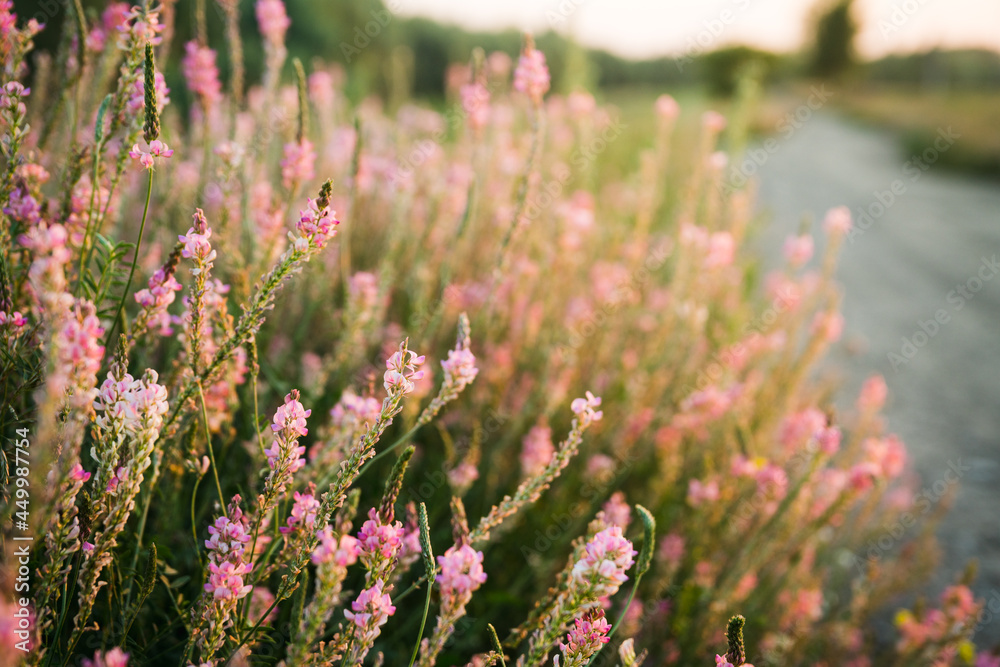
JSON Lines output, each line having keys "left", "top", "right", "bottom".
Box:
{"left": 182, "top": 41, "right": 222, "bottom": 109}
{"left": 441, "top": 347, "right": 478, "bottom": 392}
{"left": 779, "top": 408, "right": 840, "bottom": 455}
{"left": 117, "top": 5, "right": 163, "bottom": 49}
{"left": 571, "top": 526, "right": 636, "bottom": 600}
{"left": 0, "top": 309, "right": 26, "bottom": 333}
{"left": 344, "top": 581, "right": 396, "bottom": 644}
{"left": 295, "top": 197, "right": 339, "bottom": 249}
{"left": 896, "top": 585, "right": 979, "bottom": 654}
{"left": 312, "top": 527, "right": 360, "bottom": 567}
{"left": 557, "top": 609, "right": 611, "bottom": 667}
{"left": 204, "top": 561, "right": 252, "bottom": 601}
{"left": 255, "top": 0, "right": 290, "bottom": 46}
{"left": 4, "top": 186, "right": 41, "bottom": 225}
{"left": 783, "top": 234, "right": 814, "bottom": 267}
{"left": 520, "top": 423, "right": 554, "bottom": 477}
{"left": 357, "top": 507, "right": 403, "bottom": 570}
{"left": 134, "top": 267, "right": 182, "bottom": 335}
{"left": 205, "top": 502, "right": 252, "bottom": 565}
{"left": 571, "top": 391, "right": 603, "bottom": 428}
{"left": 55, "top": 302, "right": 105, "bottom": 413}
{"left": 330, "top": 389, "right": 382, "bottom": 429}
{"left": 280, "top": 489, "right": 320, "bottom": 535}
{"left": 460, "top": 81, "right": 490, "bottom": 131}
{"left": 513, "top": 41, "right": 550, "bottom": 105}
{"left": 203, "top": 499, "right": 253, "bottom": 603}
{"left": 281, "top": 139, "right": 316, "bottom": 190}
{"left": 81, "top": 647, "right": 129, "bottom": 667}
{"left": 384, "top": 345, "right": 426, "bottom": 395}
{"left": 436, "top": 543, "right": 487, "bottom": 601}
{"left": 128, "top": 139, "right": 174, "bottom": 170}
{"left": 264, "top": 391, "right": 310, "bottom": 488}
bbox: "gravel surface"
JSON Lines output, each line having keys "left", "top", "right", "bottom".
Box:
{"left": 752, "top": 111, "right": 1000, "bottom": 646}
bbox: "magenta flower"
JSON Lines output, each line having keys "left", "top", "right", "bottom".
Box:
{"left": 357, "top": 507, "right": 403, "bottom": 566}
{"left": 81, "top": 647, "right": 130, "bottom": 667}
{"left": 558, "top": 609, "right": 611, "bottom": 667}
{"left": 295, "top": 197, "right": 340, "bottom": 249}
{"left": 270, "top": 390, "right": 311, "bottom": 437}
{"left": 255, "top": 0, "right": 290, "bottom": 46}
{"left": 436, "top": 543, "right": 487, "bottom": 599}
{"left": 182, "top": 41, "right": 222, "bottom": 108}
{"left": 570, "top": 391, "right": 603, "bottom": 427}
{"left": 204, "top": 561, "right": 252, "bottom": 600}
{"left": 520, "top": 423, "right": 554, "bottom": 478}
{"left": 312, "top": 527, "right": 359, "bottom": 567}
{"left": 571, "top": 526, "right": 636, "bottom": 599}
{"left": 344, "top": 580, "right": 396, "bottom": 640}
{"left": 513, "top": 39, "right": 550, "bottom": 105}
{"left": 129, "top": 140, "right": 174, "bottom": 170}
{"left": 383, "top": 345, "right": 426, "bottom": 395}
{"left": 280, "top": 490, "right": 320, "bottom": 535}
{"left": 281, "top": 138, "right": 316, "bottom": 190}
{"left": 823, "top": 205, "right": 853, "bottom": 236}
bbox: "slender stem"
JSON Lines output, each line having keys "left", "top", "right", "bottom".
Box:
{"left": 357, "top": 423, "right": 420, "bottom": 477}
{"left": 585, "top": 572, "right": 645, "bottom": 667}
{"left": 408, "top": 579, "right": 433, "bottom": 667}
{"left": 190, "top": 472, "right": 204, "bottom": 547}
{"left": 197, "top": 381, "right": 227, "bottom": 517}
{"left": 104, "top": 168, "right": 153, "bottom": 349}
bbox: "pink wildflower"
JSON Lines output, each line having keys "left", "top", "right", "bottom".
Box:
{"left": 128, "top": 140, "right": 174, "bottom": 170}
{"left": 857, "top": 375, "right": 888, "bottom": 413}
{"left": 182, "top": 41, "right": 222, "bottom": 109}
{"left": 460, "top": 81, "right": 490, "bottom": 131}
{"left": 570, "top": 391, "right": 603, "bottom": 428}
{"left": 295, "top": 197, "right": 340, "bottom": 249}
{"left": 280, "top": 490, "right": 320, "bottom": 535}
{"left": 357, "top": 507, "right": 403, "bottom": 568}
{"left": 344, "top": 580, "right": 396, "bottom": 642}
{"left": 384, "top": 345, "right": 426, "bottom": 395}
{"left": 81, "top": 648, "right": 130, "bottom": 667}
{"left": 255, "top": 0, "right": 290, "bottom": 45}
{"left": 571, "top": 526, "right": 636, "bottom": 600}
{"left": 655, "top": 94, "right": 680, "bottom": 121}
{"left": 558, "top": 609, "right": 611, "bottom": 667}
{"left": 513, "top": 38, "right": 550, "bottom": 105}
{"left": 281, "top": 138, "right": 316, "bottom": 190}
{"left": 312, "top": 528, "right": 360, "bottom": 567}
{"left": 783, "top": 234, "right": 814, "bottom": 267}
{"left": 436, "top": 544, "right": 487, "bottom": 599}
{"left": 823, "top": 205, "right": 853, "bottom": 236}
{"left": 520, "top": 423, "right": 554, "bottom": 477}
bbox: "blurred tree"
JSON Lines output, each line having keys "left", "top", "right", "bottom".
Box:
{"left": 808, "top": 0, "right": 857, "bottom": 79}
{"left": 699, "top": 45, "right": 777, "bottom": 97}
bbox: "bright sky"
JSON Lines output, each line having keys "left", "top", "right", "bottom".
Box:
{"left": 391, "top": 0, "right": 1000, "bottom": 60}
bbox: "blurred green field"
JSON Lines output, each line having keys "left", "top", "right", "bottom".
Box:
{"left": 836, "top": 87, "right": 1000, "bottom": 177}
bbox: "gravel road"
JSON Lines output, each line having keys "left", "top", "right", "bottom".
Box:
{"left": 752, "top": 111, "right": 1000, "bottom": 646}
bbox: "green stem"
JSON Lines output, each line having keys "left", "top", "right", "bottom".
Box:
{"left": 197, "top": 381, "right": 227, "bottom": 517}
{"left": 408, "top": 579, "right": 434, "bottom": 667}
{"left": 585, "top": 572, "right": 645, "bottom": 667}
{"left": 104, "top": 168, "right": 153, "bottom": 349}
{"left": 356, "top": 423, "right": 420, "bottom": 478}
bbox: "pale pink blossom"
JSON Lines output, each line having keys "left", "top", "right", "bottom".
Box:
{"left": 520, "top": 423, "right": 554, "bottom": 477}
{"left": 182, "top": 41, "right": 222, "bottom": 108}
{"left": 823, "top": 206, "right": 853, "bottom": 236}
{"left": 783, "top": 234, "right": 814, "bottom": 267}
{"left": 513, "top": 39, "right": 550, "bottom": 105}
{"left": 255, "top": 0, "right": 290, "bottom": 45}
